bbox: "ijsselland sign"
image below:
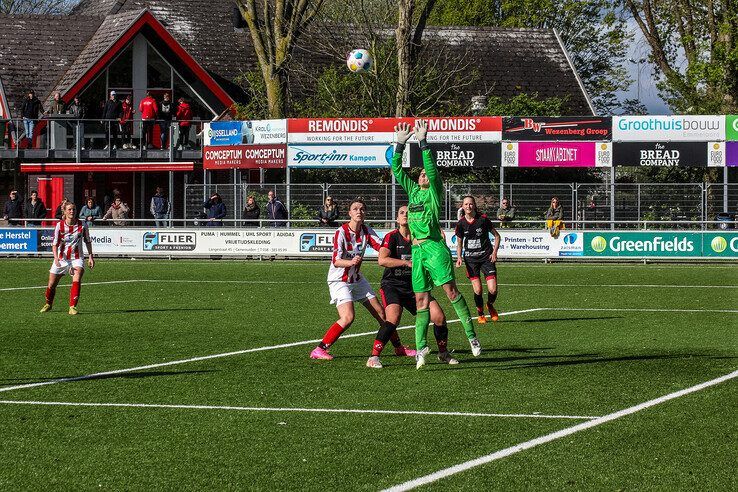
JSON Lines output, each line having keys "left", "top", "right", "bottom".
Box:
{"left": 585, "top": 232, "right": 701, "bottom": 257}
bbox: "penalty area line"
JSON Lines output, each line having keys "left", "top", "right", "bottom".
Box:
{"left": 0, "top": 307, "right": 544, "bottom": 395}
{"left": 381, "top": 369, "right": 738, "bottom": 492}
{"left": 0, "top": 400, "right": 598, "bottom": 420}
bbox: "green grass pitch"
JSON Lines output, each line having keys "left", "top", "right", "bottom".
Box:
{"left": 0, "top": 258, "right": 736, "bottom": 490}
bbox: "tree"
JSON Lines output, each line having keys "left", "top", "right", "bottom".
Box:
{"left": 428, "top": 0, "right": 639, "bottom": 115}
{"left": 395, "top": 0, "right": 437, "bottom": 116}
{"left": 235, "top": 0, "right": 325, "bottom": 118}
{"left": 624, "top": 0, "right": 737, "bottom": 113}
{"left": 0, "top": 0, "right": 76, "bottom": 14}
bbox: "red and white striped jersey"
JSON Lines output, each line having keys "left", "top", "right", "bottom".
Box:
{"left": 53, "top": 220, "right": 90, "bottom": 261}
{"left": 327, "top": 223, "right": 382, "bottom": 283}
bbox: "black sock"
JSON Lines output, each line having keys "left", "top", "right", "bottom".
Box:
{"left": 473, "top": 293, "right": 484, "bottom": 314}
{"left": 488, "top": 291, "right": 497, "bottom": 306}
{"left": 433, "top": 323, "right": 448, "bottom": 352}
{"left": 376, "top": 322, "right": 397, "bottom": 344}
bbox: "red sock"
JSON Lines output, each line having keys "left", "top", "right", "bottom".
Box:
{"left": 372, "top": 340, "right": 385, "bottom": 356}
{"left": 319, "top": 322, "right": 346, "bottom": 350}
{"left": 70, "top": 281, "right": 81, "bottom": 307}
{"left": 45, "top": 286, "right": 56, "bottom": 305}
{"left": 389, "top": 330, "right": 402, "bottom": 348}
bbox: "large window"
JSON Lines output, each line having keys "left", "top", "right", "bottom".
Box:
{"left": 108, "top": 44, "right": 133, "bottom": 89}
{"left": 173, "top": 73, "right": 213, "bottom": 121}
{"left": 147, "top": 44, "right": 171, "bottom": 89}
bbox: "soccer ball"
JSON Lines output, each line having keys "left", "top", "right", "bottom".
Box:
{"left": 346, "top": 49, "right": 373, "bottom": 73}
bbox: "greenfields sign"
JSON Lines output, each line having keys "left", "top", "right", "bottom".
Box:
{"left": 584, "top": 232, "right": 738, "bottom": 257}
{"left": 727, "top": 115, "right": 738, "bottom": 141}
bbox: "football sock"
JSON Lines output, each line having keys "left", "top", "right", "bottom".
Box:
{"left": 319, "top": 322, "right": 346, "bottom": 350}
{"left": 45, "top": 286, "right": 56, "bottom": 305}
{"left": 488, "top": 290, "right": 497, "bottom": 306}
{"left": 414, "top": 308, "right": 430, "bottom": 351}
{"left": 433, "top": 323, "right": 448, "bottom": 353}
{"left": 375, "top": 322, "right": 398, "bottom": 345}
{"left": 389, "top": 329, "right": 402, "bottom": 348}
{"left": 371, "top": 340, "right": 385, "bottom": 356}
{"left": 69, "top": 281, "right": 80, "bottom": 307}
{"left": 451, "top": 295, "right": 476, "bottom": 339}
{"left": 473, "top": 293, "right": 484, "bottom": 314}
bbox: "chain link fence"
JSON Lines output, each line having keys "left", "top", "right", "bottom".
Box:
{"left": 183, "top": 182, "right": 737, "bottom": 229}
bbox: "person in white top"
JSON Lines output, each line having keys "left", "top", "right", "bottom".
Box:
{"left": 40, "top": 202, "right": 95, "bottom": 315}
{"left": 310, "top": 198, "right": 415, "bottom": 363}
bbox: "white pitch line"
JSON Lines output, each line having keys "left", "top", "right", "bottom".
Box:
{"left": 556, "top": 307, "right": 738, "bottom": 314}
{"left": 0, "top": 279, "right": 146, "bottom": 292}
{"left": 0, "top": 400, "right": 597, "bottom": 420}
{"left": 382, "top": 369, "right": 738, "bottom": 492}
{"left": 0, "top": 307, "right": 543, "bottom": 394}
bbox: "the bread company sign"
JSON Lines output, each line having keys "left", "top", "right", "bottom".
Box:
{"left": 502, "top": 117, "right": 611, "bottom": 140}
{"left": 406, "top": 142, "right": 501, "bottom": 168}
{"left": 612, "top": 141, "right": 725, "bottom": 167}
{"left": 287, "top": 117, "right": 502, "bottom": 143}
{"left": 613, "top": 115, "right": 725, "bottom": 141}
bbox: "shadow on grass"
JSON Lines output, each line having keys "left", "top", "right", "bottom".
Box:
{"left": 0, "top": 369, "right": 216, "bottom": 387}
{"left": 336, "top": 347, "right": 556, "bottom": 360}
{"left": 84, "top": 308, "right": 222, "bottom": 314}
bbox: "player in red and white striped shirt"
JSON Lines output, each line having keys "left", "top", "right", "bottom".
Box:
{"left": 40, "top": 202, "right": 94, "bottom": 315}
{"left": 310, "top": 198, "right": 415, "bottom": 362}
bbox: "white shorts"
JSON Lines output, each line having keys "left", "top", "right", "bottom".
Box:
{"left": 49, "top": 258, "right": 85, "bottom": 276}
{"left": 328, "top": 277, "right": 376, "bottom": 306}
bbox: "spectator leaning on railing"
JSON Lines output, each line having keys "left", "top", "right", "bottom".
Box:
{"left": 3, "top": 189, "right": 23, "bottom": 225}
{"left": 139, "top": 91, "right": 158, "bottom": 149}
{"left": 120, "top": 95, "right": 135, "bottom": 149}
{"left": 24, "top": 190, "right": 46, "bottom": 223}
{"left": 47, "top": 91, "right": 65, "bottom": 115}
{"left": 545, "top": 196, "right": 564, "bottom": 238}
{"left": 79, "top": 197, "right": 102, "bottom": 224}
{"left": 103, "top": 196, "right": 130, "bottom": 226}
{"left": 497, "top": 198, "right": 515, "bottom": 228}
{"left": 67, "top": 96, "right": 86, "bottom": 150}
{"left": 150, "top": 186, "right": 171, "bottom": 227}
{"left": 202, "top": 193, "right": 226, "bottom": 227}
{"left": 102, "top": 91, "right": 122, "bottom": 150}
{"left": 243, "top": 195, "right": 260, "bottom": 227}
{"left": 175, "top": 97, "right": 192, "bottom": 150}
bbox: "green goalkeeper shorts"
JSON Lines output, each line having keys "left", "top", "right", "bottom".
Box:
{"left": 411, "top": 239, "right": 455, "bottom": 293}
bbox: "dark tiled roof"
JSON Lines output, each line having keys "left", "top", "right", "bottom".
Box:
{"left": 0, "top": 14, "right": 103, "bottom": 117}
{"left": 52, "top": 9, "right": 145, "bottom": 98}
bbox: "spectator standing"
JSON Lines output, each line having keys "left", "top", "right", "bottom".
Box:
{"left": 47, "top": 91, "right": 65, "bottom": 115}
{"left": 317, "top": 196, "right": 339, "bottom": 227}
{"left": 102, "top": 91, "right": 122, "bottom": 150}
{"left": 103, "top": 196, "right": 130, "bottom": 226}
{"left": 159, "top": 93, "right": 174, "bottom": 150}
{"left": 21, "top": 89, "right": 42, "bottom": 147}
{"left": 202, "top": 193, "right": 226, "bottom": 227}
{"left": 175, "top": 97, "right": 192, "bottom": 150}
{"left": 24, "top": 190, "right": 47, "bottom": 224}
{"left": 242, "top": 195, "right": 260, "bottom": 227}
{"left": 54, "top": 197, "right": 70, "bottom": 220}
{"left": 139, "top": 91, "right": 158, "bottom": 149}
{"left": 67, "top": 96, "right": 86, "bottom": 150}
{"left": 150, "top": 186, "right": 171, "bottom": 227}
{"left": 3, "top": 189, "right": 23, "bottom": 225}
{"left": 119, "top": 95, "right": 135, "bottom": 149}
{"left": 79, "top": 197, "right": 102, "bottom": 224}
{"left": 545, "top": 196, "right": 564, "bottom": 238}
{"left": 496, "top": 198, "right": 516, "bottom": 228}
{"left": 266, "top": 190, "right": 288, "bottom": 227}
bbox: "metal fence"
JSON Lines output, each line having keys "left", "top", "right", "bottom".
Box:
{"left": 184, "top": 182, "right": 737, "bottom": 229}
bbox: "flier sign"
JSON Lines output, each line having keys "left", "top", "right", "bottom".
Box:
{"left": 612, "top": 141, "right": 725, "bottom": 167}
{"left": 287, "top": 117, "right": 502, "bottom": 144}
{"left": 502, "top": 117, "right": 611, "bottom": 140}
{"left": 613, "top": 115, "right": 725, "bottom": 142}
{"left": 502, "top": 141, "right": 612, "bottom": 167}
{"left": 406, "top": 142, "right": 501, "bottom": 168}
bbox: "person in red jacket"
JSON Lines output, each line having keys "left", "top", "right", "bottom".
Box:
{"left": 175, "top": 97, "right": 192, "bottom": 150}
{"left": 119, "top": 95, "right": 135, "bottom": 149}
{"left": 138, "top": 91, "right": 158, "bottom": 149}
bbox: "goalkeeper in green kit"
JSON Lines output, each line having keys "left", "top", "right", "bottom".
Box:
{"left": 392, "top": 120, "right": 481, "bottom": 369}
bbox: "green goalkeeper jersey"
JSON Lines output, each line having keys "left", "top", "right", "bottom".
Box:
{"left": 391, "top": 146, "right": 444, "bottom": 242}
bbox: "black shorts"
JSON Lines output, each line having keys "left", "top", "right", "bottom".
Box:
{"left": 464, "top": 259, "right": 497, "bottom": 281}
{"left": 380, "top": 284, "right": 417, "bottom": 315}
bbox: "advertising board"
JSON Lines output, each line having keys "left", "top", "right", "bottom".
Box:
{"left": 584, "top": 232, "right": 702, "bottom": 257}
{"left": 502, "top": 141, "right": 612, "bottom": 167}
{"left": 612, "top": 115, "right": 725, "bottom": 142}
{"left": 612, "top": 141, "right": 725, "bottom": 167}
{"left": 203, "top": 144, "right": 287, "bottom": 169}
{"left": 406, "top": 142, "right": 501, "bottom": 168}
{"left": 204, "top": 120, "right": 287, "bottom": 146}
{"left": 287, "top": 144, "right": 393, "bottom": 168}
{"left": 502, "top": 117, "right": 611, "bottom": 141}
